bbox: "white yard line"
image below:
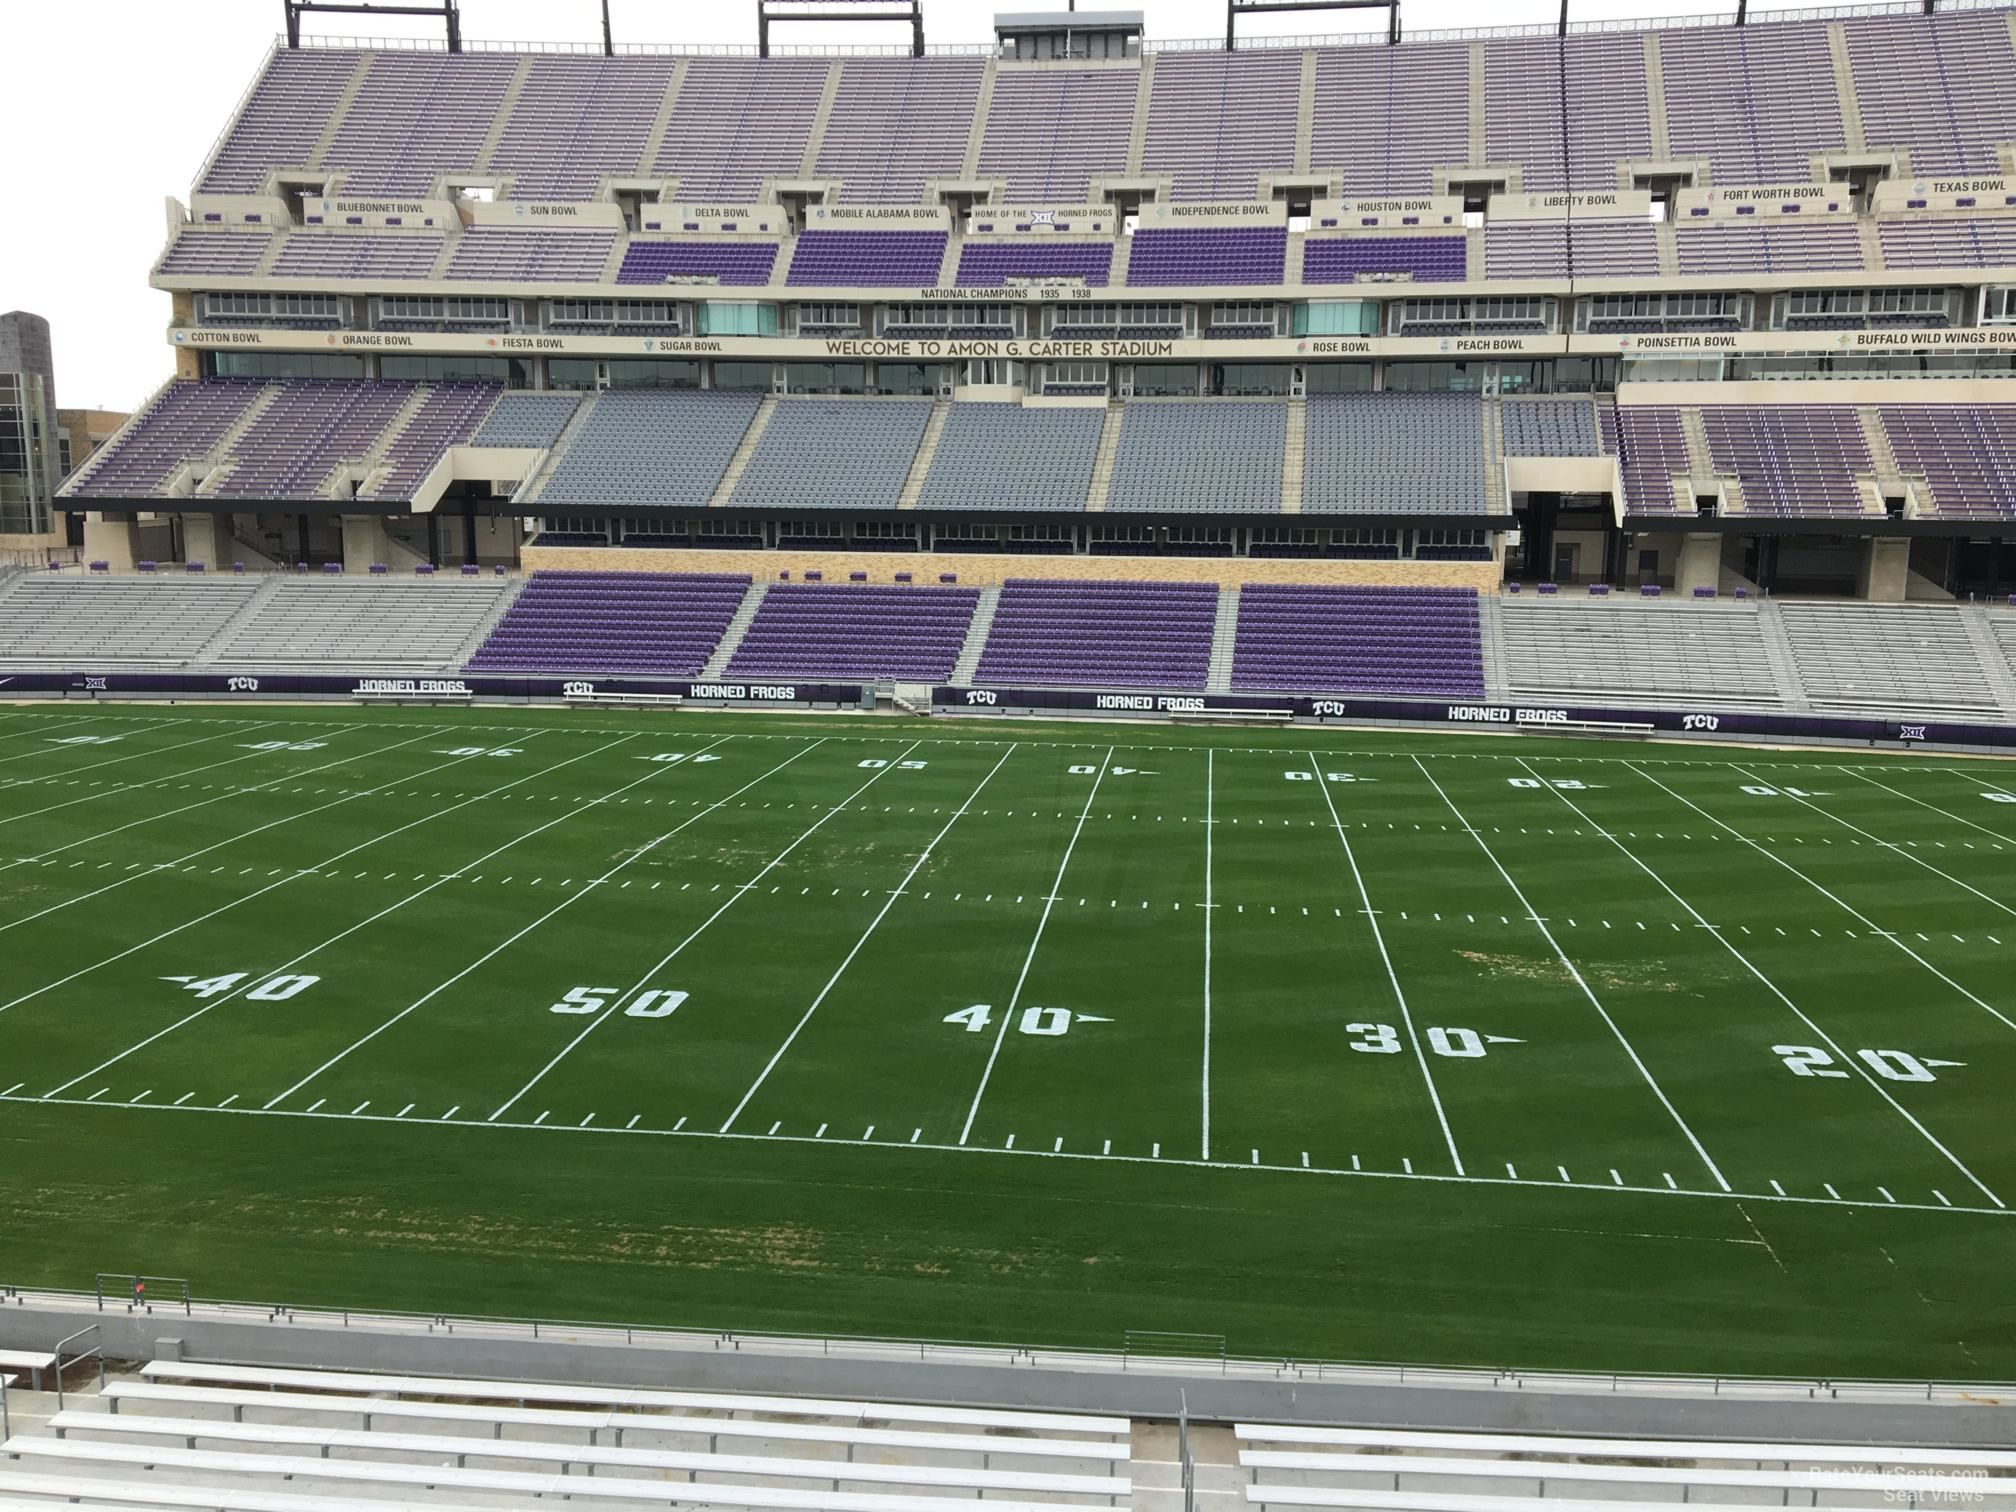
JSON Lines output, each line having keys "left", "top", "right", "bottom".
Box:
{"left": 0, "top": 712, "right": 107, "bottom": 746}
{"left": 1412, "top": 755, "right": 1731, "bottom": 1193}
{"left": 1311, "top": 754, "right": 1465, "bottom": 1176}
{"left": 0, "top": 724, "right": 294, "bottom": 829}
{"left": 1518, "top": 757, "right": 2006, "bottom": 1211}
{"left": 13, "top": 1089, "right": 2006, "bottom": 1221}
{"left": 0, "top": 714, "right": 157, "bottom": 766}
{"left": 487, "top": 739, "right": 926, "bottom": 1124}
{"left": 1630, "top": 763, "right": 2016, "bottom": 1038}
{"left": 262, "top": 738, "right": 826, "bottom": 1110}
{"left": 0, "top": 726, "right": 447, "bottom": 921}
{"left": 721, "top": 743, "right": 1019, "bottom": 1132}
{"left": 0, "top": 734, "right": 537, "bottom": 1019}
{"left": 0, "top": 720, "right": 270, "bottom": 800}
{"left": 1726, "top": 762, "right": 2016, "bottom": 921}
{"left": 1201, "top": 747, "right": 1214, "bottom": 1163}
{"left": 1843, "top": 767, "right": 2016, "bottom": 850}
{"left": 958, "top": 746, "right": 1114, "bottom": 1147}
{"left": 39, "top": 732, "right": 676, "bottom": 1100}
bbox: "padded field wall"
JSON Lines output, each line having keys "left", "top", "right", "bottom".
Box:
{"left": 521, "top": 544, "right": 1502, "bottom": 593}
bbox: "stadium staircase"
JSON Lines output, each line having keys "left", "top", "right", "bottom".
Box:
{"left": 1857, "top": 214, "right": 1886, "bottom": 270}
{"left": 183, "top": 386, "right": 284, "bottom": 498}
{"left": 1294, "top": 47, "right": 1318, "bottom": 170}
{"left": 950, "top": 585, "right": 1001, "bottom": 685}
{"left": 1107, "top": 232, "right": 1134, "bottom": 287}
{"left": 347, "top": 387, "right": 434, "bottom": 496}
{"left": 1284, "top": 229, "right": 1308, "bottom": 285}
{"left": 961, "top": 59, "right": 997, "bottom": 177}
{"left": 1084, "top": 401, "right": 1125, "bottom": 510}
{"left": 1482, "top": 398, "right": 1506, "bottom": 513}
{"left": 1125, "top": 54, "right": 1155, "bottom": 173}
{"left": 1206, "top": 586, "right": 1240, "bottom": 693}
{"left": 304, "top": 55, "right": 372, "bottom": 169}
{"left": 1829, "top": 21, "right": 1869, "bottom": 148}
{"left": 800, "top": 61, "right": 845, "bottom": 175}
{"left": 1654, "top": 218, "right": 1680, "bottom": 277}
{"left": 897, "top": 402, "right": 952, "bottom": 508}
{"left": 449, "top": 575, "right": 528, "bottom": 668}
{"left": 1280, "top": 399, "right": 1305, "bottom": 512}
{"left": 1643, "top": 32, "right": 1673, "bottom": 157}
{"left": 935, "top": 236, "right": 963, "bottom": 288}
{"left": 699, "top": 581, "right": 771, "bottom": 679}
{"left": 190, "top": 576, "right": 284, "bottom": 664}
{"left": 1855, "top": 406, "right": 1909, "bottom": 505}
{"left": 473, "top": 57, "right": 534, "bottom": 171}
{"left": 1754, "top": 601, "right": 1813, "bottom": 711}
{"left": 708, "top": 398, "right": 780, "bottom": 506}
{"left": 514, "top": 394, "right": 600, "bottom": 508}
{"left": 1477, "top": 592, "right": 1512, "bottom": 700}
{"left": 1961, "top": 605, "right": 2016, "bottom": 717}
{"left": 637, "top": 57, "right": 689, "bottom": 174}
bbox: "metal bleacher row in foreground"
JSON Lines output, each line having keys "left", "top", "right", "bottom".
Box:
{"left": 4, "top": 571, "right": 2016, "bottom": 720}
{"left": 4, "top": 1355, "right": 2016, "bottom": 1510}
{"left": 59, "top": 384, "right": 2016, "bottom": 522}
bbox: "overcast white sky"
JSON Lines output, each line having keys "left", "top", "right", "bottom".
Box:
{"left": 0, "top": 0, "right": 1832, "bottom": 411}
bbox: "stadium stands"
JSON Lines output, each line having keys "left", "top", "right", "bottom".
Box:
{"left": 199, "top": 381, "right": 416, "bottom": 500}
{"left": 1606, "top": 406, "right": 1698, "bottom": 516}
{"left": 445, "top": 228, "right": 617, "bottom": 282}
{"left": 269, "top": 232, "right": 443, "bottom": 279}
{"left": 1486, "top": 220, "right": 1660, "bottom": 280}
{"left": 66, "top": 380, "right": 269, "bottom": 498}
{"left": 1660, "top": 20, "right": 1845, "bottom": 183}
{"left": 1879, "top": 406, "right": 2016, "bottom": 518}
{"left": 978, "top": 67, "right": 1137, "bottom": 204}
{"left": 652, "top": 57, "right": 830, "bottom": 201}
{"left": 1845, "top": 8, "right": 2016, "bottom": 175}
{"left": 917, "top": 403, "right": 1103, "bottom": 511}
{"left": 787, "top": 231, "right": 948, "bottom": 286}
{"left": 616, "top": 239, "right": 779, "bottom": 285}
{"left": 1674, "top": 220, "right": 1865, "bottom": 275}
{"left": 1501, "top": 399, "right": 1601, "bottom": 457}
{"left": 1698, "top": 405, "right": 1873, "bottom": 516}
{"left": 539, "top": 390, "right": 763, "bottom": 507}
{"left": 1879, "top": 217, "right": 2016, "bottom": 269}
{"left": 319, "top": 52, "right": 518, "bottom": 195}
{"left": 465, "top": 570, "right": 750, "bottom": 676}
{"left": 976, "top": 579, "right": 1218, "bottom": 687}
{"left": 1303, "top": 394, "right": 1486, "bottom": 515}
{"left": 954, "top": 240, "right": 1113, "bottom": 287}
{"left": 1106, "top": 401, "right": 1286, "bottom": 513}
{"left": 488, "top": 55, "right": 679, "bottom": 201}
{"left": 470, "top": 391, "right": 583, "bottom": 449}
{"left": 730, "top": 399, "right": 933, "bottom": 509}
{"left": 1125, "top": 227, "right": 1288, "bottom": 287}
{"left": 199, "top": 47, "right": 362, "bottom": 194}
{"left": 816, "top": 59, "right": 986, "bottom": 203}
{"left": 1485, "top": 34, "right": 1652, "bottom": 190}
{"left": 359, "top": 381, "right": 500, "bottom": 499}
{"left": 1143, "top": 51, "right": 1302, "bottom": 202}
{"left": 209, "top": 577, "right": 510, "bottom": 668}
{"left": 1777, "top": 601, "right": 2004, "bottom": 714}
{"left": 1499, "top": 598, "right": 1785, "bottom": 707}
{"left": 1303, "top": 236, "right": 1466, "bottom": 284}
{"left": 1231, "top": 585, "right": 1485, "bottom": 695}
{"left": 0, "top": 577, "right": 263, "bottom": 665}
{"left": 728, "top": 582, "right": 980, "bottom": 680}
{"left": 156, "top": 232, "right": 272, "bottom": 278}
{"left": 1313, "top": 42, "right": 1470, "bottom": 197}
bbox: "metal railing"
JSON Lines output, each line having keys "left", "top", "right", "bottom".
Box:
{"left": 3, "top": 1278, "right": 2012, "bottom": 1404}
{"left": 50, "top": 1323, "right": 104, "bottom": 1413}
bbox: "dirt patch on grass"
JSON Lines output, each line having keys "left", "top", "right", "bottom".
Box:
{"left": 1456, "top": 949, "right": 1686, "bottom": 994}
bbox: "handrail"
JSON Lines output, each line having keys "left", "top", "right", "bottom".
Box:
{"left": 5, "top": 1279, "right": 2014, "bottom": 1402}
{"left": 50, "top": 1322, "right": 104, "bottom": 1412}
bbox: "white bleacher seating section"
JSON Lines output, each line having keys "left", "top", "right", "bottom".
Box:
{"left": 0, "top": 1359, "right": 1131, "bottom": 1511}
{"left": 1994, "top": 608, "right": 2016, "bottom": 685}
{"left": 1499, "top": 599, "right": 1785, "bottom": 708}
{"left": 208, "top": 578, "right": 511, "bottom": 669}
{"left": 1776, "top": 601, "right": 2007, "bottom": 716}
{"left": 1234, "top": 1421, "right": 2016, "bottom": 1510}
{"left": 0, "top": 578, "right": 262, "bottom": 666}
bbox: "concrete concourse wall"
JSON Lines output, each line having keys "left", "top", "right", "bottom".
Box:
{"left": 522, "top": 545, "right": 1502, "bottom": 593}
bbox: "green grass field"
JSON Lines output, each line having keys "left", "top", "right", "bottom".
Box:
{"left": 3, "top": 701, "right": 2016, "bottom": 1380}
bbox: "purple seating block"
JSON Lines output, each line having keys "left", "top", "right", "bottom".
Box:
{"left": 467, "top": 571, "right": 751, "bottom": 676}
{"left": 787, "top": 231, "right": 947, "bottom": 287}
{"left": 616, "top": 241, "right": 778, "bottom": 286}
{"left": 1126, "top": 228, "right": 1286, "bottom": 287}
{"left": 728, "top": 583, "right": 980, "bottom": 681}
{"left": 1303, "top": 237, "right": 1465, "bottom": 284}
{"left": 954, "top": 241, "right": 1112, "bottom": 288}
{"left": 975, "top": 579, "right": 1217, "bottom": 690}
{"left": 1231, "top": 584, "right": 1485, "bottom": 698}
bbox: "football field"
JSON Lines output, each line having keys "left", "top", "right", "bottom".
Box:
{"left": 2, "top": 701, "right": 2016, "bottom": 1379}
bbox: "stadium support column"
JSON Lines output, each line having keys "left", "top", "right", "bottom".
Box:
{"left": 181, "top": 512, "right": 227, "bottom": 571}
{"left": 1677, "top": 532, "right": 1720, "bottom": 596}
{"left": 461, "top": 497, "right": 478, "bottom": 567}
{"left": 83, "top": 513, "right": 142, "bottom": 573}
{"left": 1859, "top": 536, "right": 1910, "bottom": 602}
{"left": 340, "top": 514, "right": 392, "bottom": 572}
